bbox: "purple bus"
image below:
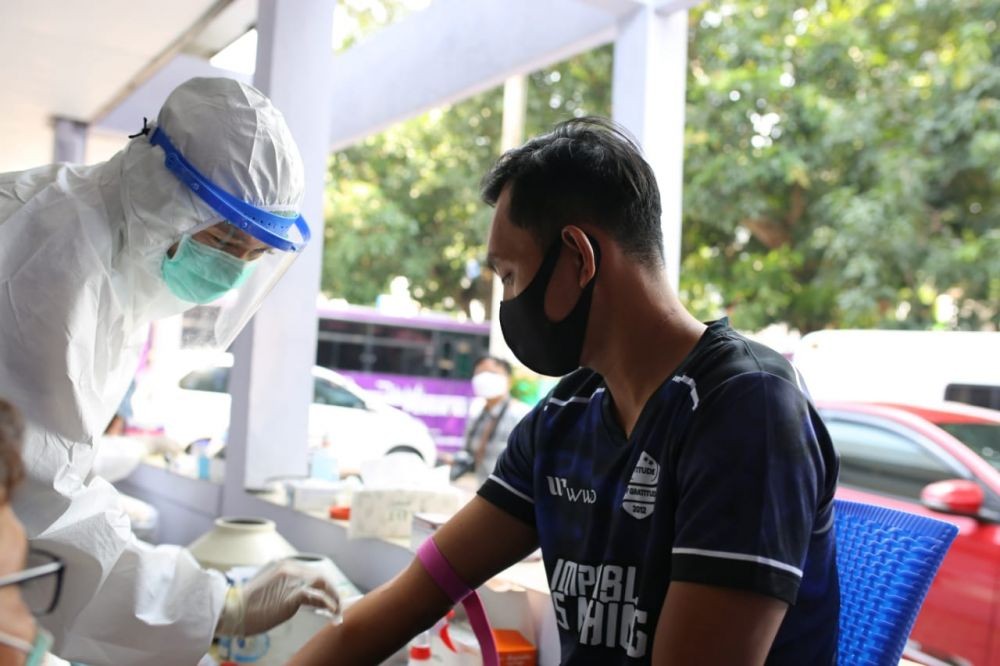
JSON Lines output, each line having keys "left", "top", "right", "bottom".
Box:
{"left": 314, "top": 304, "right": 490, "bottom": 453}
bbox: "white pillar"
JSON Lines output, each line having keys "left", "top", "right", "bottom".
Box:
{"left": 611, "top": 5, "right": 688, "bottom": 288}
{"left": 488, "top": 75, "right": 528, "bottom": 360}
{"left": 52, "top": 117, "right": 87, "bottom": 163}
{"left": 226, "top": 0, "right": 336, "bottom": 494}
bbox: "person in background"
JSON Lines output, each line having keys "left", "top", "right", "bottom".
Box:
{"left": 460, "top": 356, "right": 531, "bottom": 486}
{"left": 0, "top": 398, "right": 61, "bottom": 666}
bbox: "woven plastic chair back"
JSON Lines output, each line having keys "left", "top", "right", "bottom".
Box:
{"left": 834, "top": 499, "right": 959, "bottom": 666}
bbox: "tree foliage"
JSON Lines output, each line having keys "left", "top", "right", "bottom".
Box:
{"left": 322, "top": 36, "right": 611, "bottom": 312}
{"left": 323, "top": 0, "right": 998, "bottom": 332}
{"left": 682, "top": 0, "right": 999, "bottom": 331}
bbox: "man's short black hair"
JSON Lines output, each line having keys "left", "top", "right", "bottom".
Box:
{"left": 481, "top": 116, "right": 664, "bottom": 267}
{"left": 474, "top": 355, "right": 513, "bottom": 377}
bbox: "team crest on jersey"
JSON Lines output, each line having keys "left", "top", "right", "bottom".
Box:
{"left": 622, "top": 451, "right": 659, "bottom": 519}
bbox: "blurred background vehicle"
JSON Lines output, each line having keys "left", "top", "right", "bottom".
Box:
{"left": 133, "top": 352, "right": 437, "bottom": 475}
{"left": 796, "top": 330, "right": 1000, "bottom": 410}
{"left": 819, "top": 400, "right": 1000, "bottom": 666}
{"left": 184, "top": 301, "right": 490, "bottom": 454}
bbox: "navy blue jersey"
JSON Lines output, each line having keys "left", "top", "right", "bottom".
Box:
{"left": 479, "top": 319, "right": 839, "bottom": 665}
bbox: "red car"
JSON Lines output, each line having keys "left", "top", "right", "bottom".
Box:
{"left": 818, "top": 401, "right": 1000, "bottom": 665}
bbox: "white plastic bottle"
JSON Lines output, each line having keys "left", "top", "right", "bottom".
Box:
{"left": 408, "top": 630, "right": 433, "bottom": 664}
{"left": 308, "top": 445, "right": 339, "bottom": 481}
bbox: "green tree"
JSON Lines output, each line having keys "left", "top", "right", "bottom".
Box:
{"left": 324, "top": 0, "right": 998, "bottom": 332}
{"left": 322, "top": 43, "right": 612, "bottom": 313}
{"left": 682, "top": 0, "right": 999, "bottom": 331}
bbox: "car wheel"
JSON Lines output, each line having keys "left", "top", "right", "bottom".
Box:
{"left": 386, "top": 445, "right": 423, "bottom": 461}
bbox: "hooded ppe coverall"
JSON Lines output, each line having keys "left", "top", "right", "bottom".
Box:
{"left": 0, "top": 77, "right": 304, "bottom": 665}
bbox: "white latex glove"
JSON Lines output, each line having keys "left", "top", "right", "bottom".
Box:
{"left": 215, "top": 559, "right": 342, "bottom": 637}
{"left": 141, "top": 433, "right": 186, "bottom": 457}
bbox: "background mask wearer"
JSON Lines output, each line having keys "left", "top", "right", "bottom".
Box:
{"left": 472, "top": 372, "right": 509, "bottom": 399}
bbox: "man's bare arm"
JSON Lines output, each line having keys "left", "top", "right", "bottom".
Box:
{"left": 651, "top": 581, "right": 788, "bottom": 665}
{"left": 289, "top": 496, "right": 538, "bottom": 665}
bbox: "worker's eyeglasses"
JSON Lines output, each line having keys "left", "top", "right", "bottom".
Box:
{"left": 198, "top": 223, "right": 275, "bottom": 261}
{"left": 0, "top": 549, "right": 64, "bottom": 615}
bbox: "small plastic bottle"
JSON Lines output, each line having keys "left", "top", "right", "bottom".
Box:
{"left": 309, "top": 446, "right": 339, "bottom": 481}
{"left": 193, "top": 438, "right": 211, "bottom": 480}
{"left": 408, "top": 630, "right": 432, "bottom": 664}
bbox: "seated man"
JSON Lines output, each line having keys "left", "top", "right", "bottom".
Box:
{"left": 291, "top": 118, "right": 839, "bottom": 666}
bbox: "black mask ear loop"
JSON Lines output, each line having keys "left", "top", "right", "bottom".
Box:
{"left": 534, "top": 232, "right": 602, "bottom": 304}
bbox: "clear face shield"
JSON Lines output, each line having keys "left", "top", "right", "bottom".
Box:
{"left": 150, "top": 127, "right": 310, "bottom": 350}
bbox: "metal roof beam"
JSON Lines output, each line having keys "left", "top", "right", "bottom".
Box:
{"left": 325, "top": 0, "right": 621, "bottom": 150}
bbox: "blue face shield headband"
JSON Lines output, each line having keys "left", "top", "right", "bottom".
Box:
{"left": 149, "top": 127, "right": 310, "bottom": 252}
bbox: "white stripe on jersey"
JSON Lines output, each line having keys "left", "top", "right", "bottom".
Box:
{"left": 812, "top": 513, "right": 834, "bottom": 535}
{"left": 545, "top": 387, "right": 606, "bottom": 410}
{"left": 671, "top": 375, "right": 700, "bottom": 410}
{"left": 487, "top": 474, "right": 535, "bottom": 504}
{"left": 672, "top": 547, "right": 803, "bottom": 577}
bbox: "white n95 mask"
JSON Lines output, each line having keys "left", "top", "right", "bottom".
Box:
{"left": 472, "top": 372, "right": 509, "bottom": 399}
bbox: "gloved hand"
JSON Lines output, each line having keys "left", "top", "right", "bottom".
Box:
{"left": 215, "top": 558, "right": 341, "bottom": 637}
{"left": 141, "top": 433, "right": 186, "bottom": 457}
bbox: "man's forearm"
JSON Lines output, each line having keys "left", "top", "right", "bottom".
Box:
{"left": 289, "top": 560, "right": 453, "bottom": 666}
{"left": 289, "top": 497, "right": 538, "bottom": 665}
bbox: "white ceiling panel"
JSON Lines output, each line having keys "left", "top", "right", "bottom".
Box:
{"left": 0, "top": 0, "right": 227, "bottom": 172}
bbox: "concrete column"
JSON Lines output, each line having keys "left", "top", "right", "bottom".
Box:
{"left": 226, "top": 0, "right": 336, "bottom": 494}
{"left": 52, "top": 117, "right": 87, "bottom": 163}
{"left": 612, "top": 5, "right": 688, "bottom": 288}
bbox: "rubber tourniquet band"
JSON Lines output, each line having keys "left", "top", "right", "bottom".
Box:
{"left": 416, "top": 538, "right": 499, "bottom": 666}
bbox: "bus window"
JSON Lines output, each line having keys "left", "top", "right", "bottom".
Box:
{"left": 368, "top": 344, "right": 430, "bottom": 376}
{"left": 317, "top": 319, "right": 370, "bottom": 372}
{"left": 364, "top": 325, "right": 435, "bottom": 376}
{"left": 436, "top": 332, "right": 488, "bottom": 378}
{"left": 316, "top": 338, "right": 367, "bottom": 372}
{"left": 319, "top": 319, "right": 368, "bottom": 337}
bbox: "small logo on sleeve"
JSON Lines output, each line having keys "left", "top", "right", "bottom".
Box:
{"left": 622, "top": 451, "right": 659, "bottom": 519}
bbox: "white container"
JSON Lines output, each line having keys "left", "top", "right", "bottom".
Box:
{"left": 187, "top": 517, "right": 297, "bottom": 571}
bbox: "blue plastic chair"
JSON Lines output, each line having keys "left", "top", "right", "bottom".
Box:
{"left": 834, "top": 499, "right": 959, "bottom": 666}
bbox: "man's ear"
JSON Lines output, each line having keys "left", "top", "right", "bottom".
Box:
{"left": 561, "top": 226, "right": 598, "bottom": 288}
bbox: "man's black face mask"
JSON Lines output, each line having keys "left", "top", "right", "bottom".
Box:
{"left": 498, "top": 234, "right": 601, "bottom": 377}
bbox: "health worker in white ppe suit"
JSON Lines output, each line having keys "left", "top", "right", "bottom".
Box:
{"left": 0, "top": 77, "right": 340, "bottom": 665}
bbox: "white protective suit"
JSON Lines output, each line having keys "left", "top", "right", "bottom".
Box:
{"left": 0, "top": 78, "right": 305, "bottom": 665}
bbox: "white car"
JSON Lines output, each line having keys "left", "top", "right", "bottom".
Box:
{"left": 138, "top": 353, "right": 437, "bottom": 474}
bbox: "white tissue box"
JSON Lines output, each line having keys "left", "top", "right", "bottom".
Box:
{"left": 285, "top": 478, "right": 342, "bottom": 512}
{"left": 349, "top": 488, "right": 461, "bottom": 540}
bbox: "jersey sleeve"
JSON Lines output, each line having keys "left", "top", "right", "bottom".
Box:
{"left": 477, "top": 407, "right": 538, "bottom": 527}
{"left": 670, "top": 371, "right": 828, "bottom": 605}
